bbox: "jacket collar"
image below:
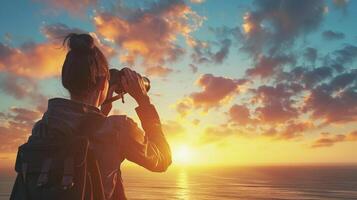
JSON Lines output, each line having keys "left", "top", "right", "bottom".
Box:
{"left": 48, "top": 98, "right": 102, "bottom": 114}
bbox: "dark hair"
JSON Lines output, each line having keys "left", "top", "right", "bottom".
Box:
{"left": 62, "top": 33, "right": 109, "bottom": 97}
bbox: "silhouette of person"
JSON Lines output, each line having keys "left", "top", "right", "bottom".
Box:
{"left": 10, "top": 33, "right": 172, "bottom": 200}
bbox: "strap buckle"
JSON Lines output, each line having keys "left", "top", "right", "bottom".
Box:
{"left": 62, "top": 157, "right": 74, "bottom": 190}
{"left": 37, "top": 158, "right": 52, "bottom": 187}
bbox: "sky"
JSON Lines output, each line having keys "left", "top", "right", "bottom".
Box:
{"left": 0, "top": 0, "right": 357, "bottom": 168}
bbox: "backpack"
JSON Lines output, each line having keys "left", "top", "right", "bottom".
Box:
{"left": 10, "top": 115, "right": 107, "bottom": 200}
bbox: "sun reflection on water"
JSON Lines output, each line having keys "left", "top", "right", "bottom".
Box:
{"left": 176, "top": 169, "right": 190, "bottom": 199}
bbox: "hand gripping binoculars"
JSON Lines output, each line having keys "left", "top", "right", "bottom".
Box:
{"left": 102, "top": 68, "right": 151, "bottom": 105}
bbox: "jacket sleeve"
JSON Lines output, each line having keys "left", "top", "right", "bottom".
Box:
{"left": 118, "top": 104, "right": 172, "bottom": 172}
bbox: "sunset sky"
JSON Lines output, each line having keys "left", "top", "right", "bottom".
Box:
{"left": 0, "top": 0, "right": 357, "bottom": 167}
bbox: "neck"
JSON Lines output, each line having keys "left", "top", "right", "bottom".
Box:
{"left": 71, "top": 92, "right": 100, "bottom": 108}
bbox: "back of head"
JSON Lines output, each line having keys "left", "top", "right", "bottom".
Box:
{"left": 62, "top": 33, "right": 109, "bottom": 97}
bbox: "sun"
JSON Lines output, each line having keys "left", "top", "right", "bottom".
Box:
{"left": 173, "top": 145, "right": 193, "bottom": 165}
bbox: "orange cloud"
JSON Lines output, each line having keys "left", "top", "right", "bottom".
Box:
{"left": 202, "top": 125, "right": 235, "bottom": 143}
{"left": 41, "top": 23, "right": 116, "bottom": 59}
{"left": 0, "top": 42, "right": 66, "bottom": 78}
{"left": 242, "top": 12, "right": 260, "bottom": 36}
{"left": 93, "top": 0, "right": 203, "bottom": 73}
{"left": 35, "top": 0, "right": 97, "bottom": 16}
{"left": 228, "top": 104, "right": 253, "bottom": 125}
{"left": 311, "top": 130, "right": 357, "bottom": 148}
{"left": 162, "top": 120, "right": 187, "bottom": 139}
{"left": 347, "top": 131, "right": 357, "bottom": 140}
{"left": 311, "top": 134, "right": 346, "bottom": 148}
{"left": 1, "top": 23, "right": 116, "bottom": 79}
{"left": 145, "top": 66, "right": 173, "bottom": 77}
{"left": 190, "top": 74, "right": 245, "bottom": 111}
{"left": 174, "top": 98, "right": 193, "bottom": 117}
{"left": 0, "top": 107, "right": 41, "bottom": 153}
{"left": 278, "top": 121, "right": 313, "bottom": 140}
{"left": 190, "top": 0, "right": 205, "bottom": 4}
{"left": 174, "top": 74, "right": 247, "bottom": 116}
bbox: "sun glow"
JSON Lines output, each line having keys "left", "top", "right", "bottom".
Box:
{"left": 173, "top": 145, "right": 193, "bottom": 165}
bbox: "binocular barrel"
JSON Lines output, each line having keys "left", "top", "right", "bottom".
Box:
{"left": 102, "top": 68, "right": 150, "bottom": 105}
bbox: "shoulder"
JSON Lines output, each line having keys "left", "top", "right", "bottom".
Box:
{"left": 107, "top": 115, "right": 144, "bottom": 142}
{"left": 31, "top": 119, "right": 44, "bottom": 136}
{"left": 107, "top": 115, "right": 138, "bottom": 129}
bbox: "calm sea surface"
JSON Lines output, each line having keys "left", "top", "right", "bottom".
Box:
{"left": 1, "top": 165, "right": 357, "bottom": 200}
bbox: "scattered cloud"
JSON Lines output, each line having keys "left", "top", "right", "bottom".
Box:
{"left": 322, "top": 30, "right": 345, "bottom": 40}
{"left": 332, "top": 44, "right": 357, "bottom": 66}
{"left": 174, "top": 98, "right": 193, "bottom": 117}
{"left": 94, "top": 0, "right": 203, "bottom": 73}
{"left": 174, "top": 0, "right": 356, "bottom": 146}
{"left": 228, "top": 104, "right": 254, "bottom": 125}
{"left": 332, "top": 0, "right": 349, "bottom": 13}
{"left": 251, "top": 84, "right": 302, "bottom": 124}
{"left": 0, "top": 73, "right": 38, "bottom": 99}
{"left": 41, "top": 23, "right": 85, "bottom": 40}
{"left": 246, "top": 55, "right": 295, "bottom": 78}
{"left": 303, "top": 47, "right": 318, "bottom": 64}
{"left": 174, "top": 74, "right": 247, "bottom": 115}
{"left": 259, "top": 121, "right": 314, "bottom": 140}
{"left": 311, "top": 130, "right": 357, "bottom": 148}
{"left": 189, "top": 64, "right": 198, "bottom": 73}
{"left": 145, "top": 66, "right": 173, "bottom": 77}
{"left": 278, "top": 121, "right": 313, "bottom": 140}
{"left": 303, "top": 80, "right": 357, "bottom": 124}
{"left": 34, "top": 0, "right": 97, "bottom": 16}
{"left": 202, "top": 124, "right": 242, "bottom": 143}
{"left": 1, "top": 0, "right": 356, "bottom": 152}
{"left": 0, "top": 107, "right": 41, "bottom": 152}
{"left": 0, "top": 41, "right": 66, "bottom": 78}
{"left": 190, "top": 0, "right": 205, "bottom": 4}
{"left": 42, "top": 23, "right": 116, "bottom": 58}
{"left": 189, "top": 74, "right": 246, "bottom": 111}
{"left": 241, "top": 0, "right": 325, "bottom": 56}
{"left": 190, "top": 38, "right": 231, "bottom": 64}
{"left": 311, "top": 134, "right": 346, "bottom": 148}
{"left": 162, "top": 120, "right": 186, "bottom": 138}
{"left": 0, "top": 73, "right": 47, "bottom": 111}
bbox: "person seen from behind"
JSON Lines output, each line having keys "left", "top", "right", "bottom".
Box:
{"left": 10, "top": 33, "right": 172, "bottom": 200}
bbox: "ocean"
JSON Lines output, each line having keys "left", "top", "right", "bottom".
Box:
{"left": 1, "top": 165, "right": 357, "bottom": 200}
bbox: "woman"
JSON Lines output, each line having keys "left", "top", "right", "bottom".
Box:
{"left": 10, "top": 33, "right": 172, "bottom": 200}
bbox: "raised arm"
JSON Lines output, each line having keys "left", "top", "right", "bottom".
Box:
{"left": 120, "top": 103, "right": 171, "bottom": 172}
{"left": 114, "top": 67, "right": 171, "bottom": 172}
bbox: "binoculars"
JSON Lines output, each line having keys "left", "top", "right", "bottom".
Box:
{"left": 109, "top": 68, "right": 151, "bottom": 94}
{"left": 102, "top": 68, "right": 150, "bottom": 105}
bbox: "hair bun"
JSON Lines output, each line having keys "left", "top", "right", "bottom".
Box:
{"left": 64, "top": 33, "right": 95, "bottom": 54}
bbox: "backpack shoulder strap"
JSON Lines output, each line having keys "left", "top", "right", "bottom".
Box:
{"left": 86, "top": 149, "right": 106, "bottom": 200}
{"left": 77, "top": 113, "right": 107, "bottom": 200}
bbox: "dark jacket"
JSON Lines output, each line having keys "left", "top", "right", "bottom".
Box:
{"left": 25, "top": 98, "right": 172, "bottom": 199}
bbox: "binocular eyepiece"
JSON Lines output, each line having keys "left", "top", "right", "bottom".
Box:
{"left": 102, "top": 68, "right": 150, "bottom": 105}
